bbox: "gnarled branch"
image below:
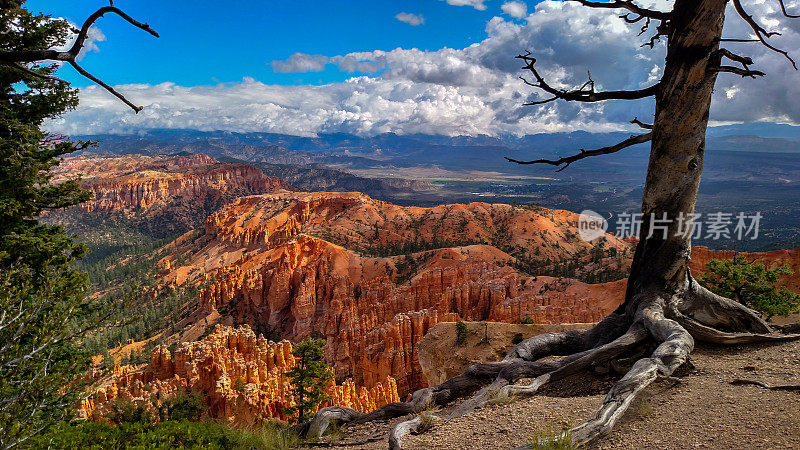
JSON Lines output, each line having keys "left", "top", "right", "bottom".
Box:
{"left": 0, "top": 5, "right": 159, "bottom": 112}
{"left": 778, "top": 0, "right": 800, "bottom": 18}
{"left": 709, "top": 48, "right": 765, "bottom": 78}
{"left": 731, "top": 0, "right": 797, "bottom": 69}
{"left": 505, "top": 132, "right": 651, "bottom": 172}
{"left": 573, "top": 0, "right": 670, "bottom": 20}
{"left": 517, "top": 53, "right": 660, "bottom": 103}
{"left": 630, "top": 117, "right": 653, "bottom": 129}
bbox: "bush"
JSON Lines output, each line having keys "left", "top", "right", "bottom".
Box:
{"left": 161, "top": 391, "right": 207, "bottom": 422}
{"left": 698, "top": 255, "right": 800, "bottom": 320}
{"left": 521, "top": 315, "right": 535, "bottom": 324}
{"left": 456, "top": 321, "right": 468, "bottom": 346}
{"left": 25, "top": 419, "right": 298, "bottom": 450}
{"left": 105, "top": 398, "right": 154, "bottom": 425}
{"left": 512, "top": 333, "right": 525, "bottom": 345}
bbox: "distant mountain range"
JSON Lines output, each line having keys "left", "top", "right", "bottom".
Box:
{"left": 78, "top": 122, "right": 800, "bottom": 157}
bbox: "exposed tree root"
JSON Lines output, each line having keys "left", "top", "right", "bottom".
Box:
{"left": 672, "top": 310, "right": 800, "bottom": 345}
{"left": 298, "top": 282, "right": 800, "bottom": 448}
{"left": 302, "top": 407, "right": 364, "bottom": 440}
{"left": 730, "top": 379, "right": 800, "bottom": 391}
{"left": 388, "top": 416, "right": 423, "bottom": 450}
{"left": 680, "top": 278, "right": 773, "bottom": 333}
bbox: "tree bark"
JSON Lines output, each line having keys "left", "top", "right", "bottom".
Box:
{"left": 626, "top": 0, "right": 726, "bottom": 302}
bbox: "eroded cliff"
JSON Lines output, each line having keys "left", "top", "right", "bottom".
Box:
{"left": 161, "top": 191, "right": 632, "bottom": 395}
{"left": 50, "top": 153, "right": 291, "bottom": 236}
{"left": 80, "top": 325, "right": 399, "bottom": 424}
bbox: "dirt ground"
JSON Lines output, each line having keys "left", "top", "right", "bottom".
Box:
{"left": 303, "top": 339, "right": 800, "bottom": 449}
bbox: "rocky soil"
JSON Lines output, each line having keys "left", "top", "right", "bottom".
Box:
{"left": 306, "top": 338, "right": 800, "bottom": 449}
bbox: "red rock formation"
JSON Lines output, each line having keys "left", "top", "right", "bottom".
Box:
{"left": 52, "top": 154, "right": 290, "bottom": 214}
{"left": 160, "top": 191, "right": 633, "bottom": 395}
{"left": 79, "top": 325, "right": 399, "bottom": 424}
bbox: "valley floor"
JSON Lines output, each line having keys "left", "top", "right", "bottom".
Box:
{"left": 306, "top": 339, "right": 800, "bottom": 449}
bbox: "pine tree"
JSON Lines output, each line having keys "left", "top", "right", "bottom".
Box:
{"left": 698, "top": 255, "right": 800, "bottom": 320}
{"left": 285, "top": 338, "right": 334, "bottom": 423}
{"left": 0, "top": 2, "right": 155, "bottom": 446}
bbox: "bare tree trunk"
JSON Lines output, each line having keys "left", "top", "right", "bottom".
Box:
{"left": 628, "top": 0, "right": 725, "bottom": 298}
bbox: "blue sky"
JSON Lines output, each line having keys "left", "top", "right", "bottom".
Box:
{"left": 34, "top": 0, "right": 800, "bottom": 137}
{"left": 29, "top": 0, "right": 509, "bottom": 87}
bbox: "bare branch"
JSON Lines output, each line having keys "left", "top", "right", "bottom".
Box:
{"left": 0, "top": 7, "right": 158, "bottom": 63}
{"left": 517, "top": 53, "right": 659, "bottom": 103}
{"left": 711, "top": 65, "right": 766, "bottom": 77}
{"left": 732, "top": 0, "right": 797, "bottom": 69}
{"left": 69, "top": 61, "right": 143, "bottom": 112}
{"left": 69, "top": 6, "right": 158, "bottom": 57}
{"left": 709, "top": 48, "right": 766, "bottom": 78}
{"left": 573, "top": 0, "right": 670, "bottom": 20}
{"left": 778, "top": 0, "right": 800, "bottom": 18}
{"left": 630, "top": 117, "right": 653, "bottom": 129}
{"left": 715, "top": 48, "right": 755, "bottom": 66}
{"left": 504, "top": 132, "right": 652, "bottom": 172}
{"left": 620, "top": 13, "right": 645, "bottom": 23}
{"left": 2, "top": 62, "right": 68, "bottom": 83}
{"left": 638, "top": 17, "right": 652, "bottom": 36}
{"left": 0, "top": 5, "right": 159, "bottom": 112}
{"left": 719, "top": 38, "right": 761, "bottom": 43}
{"left": 522, "top": 96, "right": 559, "bottom": 106}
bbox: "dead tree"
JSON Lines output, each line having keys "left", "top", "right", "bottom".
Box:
{"left": 297, "top": 0, "right": 800, "bottom": 447}
{"left": 0, "top": 3, "right": 158, "bottom": 112}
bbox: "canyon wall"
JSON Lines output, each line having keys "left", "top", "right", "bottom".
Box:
{"left": 48, "top": 153, "right": 292, "bottom": 236}
{"left": 54, "top": 154, "right": 290, "bottom": 213}
{"left": 80, "top": 325, "right": 399, "bottom": 424}
{"left": 163, "top": 191, "right": 631, "bottom": 395}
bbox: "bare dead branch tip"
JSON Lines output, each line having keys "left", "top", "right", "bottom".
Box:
{"left": 0, "top": 5, "right": 159, "bottom": 112}
{"left": 778, "top": 0, "right": 800, "bottom": 18}
{"left": 517, "top": 52, "right": 659, "bottom": 104}
{"left": 504, "top": 132, "right": 652, "bottom": 171}
{"left": 630, "top": 117, "right": 653, "bottom": 129}
{"left": 69, "top": 61, "right": 143, "bottom": 112}
{"left": 710, "top": 48, "right": 766, "bottom": 78}
{"left": 574, "top": 0, "right": 670, "bottom": 20}
{"left": 731, "top": 0, "right": 797, "bottom": 69}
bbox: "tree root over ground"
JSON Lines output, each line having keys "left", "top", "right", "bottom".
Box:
{"left": 293, "top": 279, "right": 800, "bottom": 448}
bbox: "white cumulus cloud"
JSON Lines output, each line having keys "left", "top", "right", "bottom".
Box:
{"left": 50, "top": 0, "right": 800, "bottom": 137}
{"left": 270, "top": 53, "right": 329, "bottom": 73}
{"left": 445, "top": 0, "right": 488, "bottom": 11}
{"left": 501, "top": 1, "right": 527, "bottom": 18}
{"left": 396, "top": 12, "right": 425, "bottom": 26}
